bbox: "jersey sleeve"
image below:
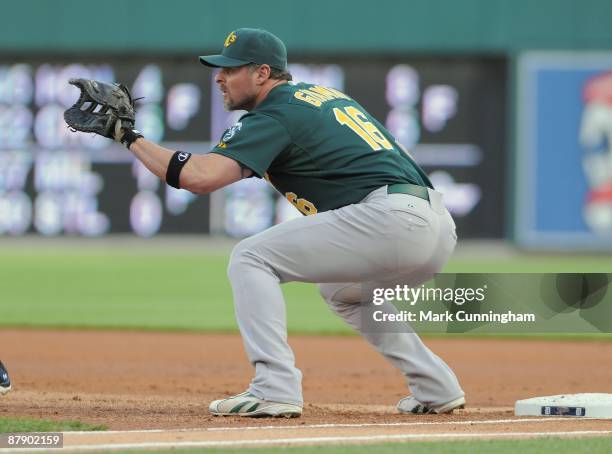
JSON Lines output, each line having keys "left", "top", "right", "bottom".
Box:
{"left": 210, "top": 113, "right": 291, "bottom": 178}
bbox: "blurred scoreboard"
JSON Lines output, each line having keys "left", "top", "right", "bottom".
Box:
{"left": 0, "top": 56, "right": 506, "bottom": 237}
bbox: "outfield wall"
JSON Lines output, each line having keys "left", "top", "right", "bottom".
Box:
{"left": 2, "top": 0, "right": 611, "bottom": 53}
{"left": 1, "top": 1, "right": 611, "bottom": 248}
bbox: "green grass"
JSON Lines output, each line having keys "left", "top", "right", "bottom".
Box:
{"left": 0, "top": 246, "right": 610, "bottom": 334}
{"left": 0, "top": 417, "right": 105, "bottom": 433}
{"left": 0, "top": 248, "right": 343, "bottom": 333}
{"left": 444, "top": 257, "right": 612, "bottom": 273}
{"left": 122, "top": 437, "right": 612, "bottom": 454}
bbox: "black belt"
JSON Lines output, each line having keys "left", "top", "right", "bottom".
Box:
{"left": 387, "top": 183, "right": 430, "bottom": 201}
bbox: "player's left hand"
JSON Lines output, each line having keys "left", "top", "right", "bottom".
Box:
{"left": 64, "top": 78, "right": 137, "bottom": 142}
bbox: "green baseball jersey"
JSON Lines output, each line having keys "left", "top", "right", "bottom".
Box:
{"left": 211, "top": 82, "right": 433, "bottom": 215}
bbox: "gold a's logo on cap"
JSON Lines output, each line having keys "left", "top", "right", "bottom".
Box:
{"left": 224, "top": 31, "right": 237, "bottom": 48}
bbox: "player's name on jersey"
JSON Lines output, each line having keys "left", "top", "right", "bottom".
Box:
{"left": 372, "top": 310, "right": 537, "bottom": 324}
{"left": 293, "top": 85, "right": 351, "bottom": 107}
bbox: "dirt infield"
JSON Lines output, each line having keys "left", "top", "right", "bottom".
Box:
{"left": 1, "top": 329, "right": 611, "bottom": 448}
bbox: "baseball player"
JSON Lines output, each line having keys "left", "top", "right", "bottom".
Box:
{"left": 64, "top": 28, "right": 465, "bottom": 418}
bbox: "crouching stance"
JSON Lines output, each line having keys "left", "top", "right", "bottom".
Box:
{"left": 64, "top": 28, "right": 465, "bottom": 418}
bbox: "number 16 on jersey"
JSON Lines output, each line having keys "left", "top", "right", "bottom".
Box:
{"left": 333, "top": 106, "right": 394, "bottom": 151}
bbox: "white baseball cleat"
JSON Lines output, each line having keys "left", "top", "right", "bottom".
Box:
{"left": 209, "top": 391, "right": 302, "bottom": 418}
{"left": 397, "top": 395, "right": 465, "bottom": 414}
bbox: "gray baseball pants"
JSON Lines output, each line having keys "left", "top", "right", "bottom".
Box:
{"left": 227, "top": 185, "right": 464, "bottom": 407}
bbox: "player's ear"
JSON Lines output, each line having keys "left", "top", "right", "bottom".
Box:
{"left": 254, "top": 64, "right": 271, "bottom": 85}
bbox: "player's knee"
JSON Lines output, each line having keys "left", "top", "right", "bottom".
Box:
{"left": 227, "top": 239, "right": 256, "bottom": 280}
{"left": 319, "top": 283, "right": 362, "bottom": 304}
{"left": 318, "top": 284, "right": 337, "bottom": 302}
{"left": 319, "top": 284, "right": 363, "bottom": 321}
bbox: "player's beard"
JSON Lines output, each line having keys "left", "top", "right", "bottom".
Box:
{"left": 224, "top": 90, "right": 257, "bottom": 111}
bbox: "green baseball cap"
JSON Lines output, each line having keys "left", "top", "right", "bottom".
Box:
{"left": 199, "top": 28, "right": 287, "bottom": 70}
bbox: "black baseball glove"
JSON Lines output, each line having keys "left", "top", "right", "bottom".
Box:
{"left": 64, "top": 78, "right": 137, "bottom": 141}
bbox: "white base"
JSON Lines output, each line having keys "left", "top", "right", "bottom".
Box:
{"left": 515, "top": 393, "right": 612, "bottom": 418}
